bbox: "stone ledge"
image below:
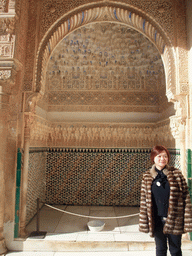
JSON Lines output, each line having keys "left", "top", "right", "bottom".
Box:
{"left": 7, "top": 239, "right": 192, "bottom": 252}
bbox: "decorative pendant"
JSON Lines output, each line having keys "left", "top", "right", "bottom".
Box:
{"left": 156, "top": 181, "right": 161, "bottom": 187}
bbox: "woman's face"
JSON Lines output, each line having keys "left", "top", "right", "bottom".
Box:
{"left": 154, "top": 150, "right": 168, "bottom": 170}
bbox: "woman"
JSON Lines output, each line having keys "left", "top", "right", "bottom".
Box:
{"left": 139, "top": 145, "right": 192, "bottom": 256}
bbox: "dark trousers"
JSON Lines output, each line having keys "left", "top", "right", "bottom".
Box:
{"left": 154, "top": 217, "right": 182, "bottom": 256}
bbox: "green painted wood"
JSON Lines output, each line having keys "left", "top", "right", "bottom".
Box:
{"left": 187, "top": 149, "right": 192, "bottom": 241}
{"left": 14, "top": 149, "right": 22, "bottom": 238}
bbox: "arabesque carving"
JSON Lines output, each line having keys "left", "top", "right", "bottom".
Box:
{"left": 0, "top": 70, "right": 11, "bottom": 80}
{"left": 0, "top": 17, "right": 15, "bottom": 36}
{"left": 34, "top": 5, "right": 176, "bottom": 103}
{"left": 169, "top": 115, "right": 180, "bottom": 140}
{"left": 0, "top": 0, "right": 15, "bottom": 13}
{"left": 0, "top": 0, "right": 7, "bottom": 13}
{"left": 0, "top": 34, "right": 15, "bottom": 57}
{"left": 30, "top": 115, "right": 174, "bottom": 148}
{"left": 169, "top": 94, "right": 188, "bottom": 141}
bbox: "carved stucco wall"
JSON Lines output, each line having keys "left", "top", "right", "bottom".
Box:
{"left": 0, "top": 2, "right": 188, "bottom": 146}
{"left": 40, "top": 23, "right": 169, "bottom": 114}
{"left": 33, "top": 6, "right": 176, "bottom": 98}
{"left": 22, "top": 0, "right": 187, "bottom": 100}
{"left": 28, "top": 2, "right": 178, "bottom": 149}
{"left": 30, "top": 118, "right": 175, "bottom": 149}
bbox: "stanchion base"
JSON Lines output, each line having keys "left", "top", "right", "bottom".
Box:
{"left": 28, "top": 231, "right": 47, "bottom": 239}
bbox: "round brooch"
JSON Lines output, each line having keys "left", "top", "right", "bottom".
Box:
{"left": 156, "top": 181, "right": 161, "bottom": 187}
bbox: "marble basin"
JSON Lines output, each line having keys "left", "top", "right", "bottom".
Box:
{"left": 87, "top": 220, "right": 105, "bottom": 232}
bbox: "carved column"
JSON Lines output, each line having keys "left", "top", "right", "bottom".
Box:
{"left": 179, "top": 121, "right": 186, "bottom": 177}
{"left": 170, "top": 114, "right": 187, "bottom": 177}
{"left": 19, "top": 116, "right": 31, "bottom": 237}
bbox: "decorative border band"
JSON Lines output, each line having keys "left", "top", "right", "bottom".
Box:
{"left": 29, "top": 147, "right": 180, "bottom": 155}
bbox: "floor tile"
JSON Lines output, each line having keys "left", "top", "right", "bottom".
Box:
{"left": 88, "top": 208, "right": 119, "bottom": 232}
{"left": 54, "top": 215, "right": 89, "bottom": 233}
{"left": 89, "top": 206, "right": 114, "bottom": 211}
{"left": 114, "top": 206, "right": 139, "bottom": 215}
{"left": 45, "top": 233, "right": 78, "bottom": 241}
{"left": 27, "top": 208, "right": 63, "bottom": 233}
{"left": 76, "top": 233, "right": 115, "bottom": 241}
{"left": 53, "top": 253, "right": 155, "bottom": 256}
{"left": 117, "top": 219, "right": 140, "bottom": 232}
{"left": 5, "top": 253, "right": 54, "bottom": 256}
{"left": 114, "top": 232, "right": 154, "bottom": 242}
{"left": 66, "top": 206, "right": 90, "bottom": 214}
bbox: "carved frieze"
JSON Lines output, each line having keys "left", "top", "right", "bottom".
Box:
{"left": 46, "top": 105, "right": 160, "bottom": 113}
{"left": 0, "top": 22, "right": 16, "bottom": 89}
{"left": 30, "top": 115, "right": 174, "bottom": 148}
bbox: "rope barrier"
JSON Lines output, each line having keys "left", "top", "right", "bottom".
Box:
{"left": 44, "top": 203, "right": 140, "bottom": 219}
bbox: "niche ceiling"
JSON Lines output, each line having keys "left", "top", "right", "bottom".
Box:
{"left": 37, "top": 22, "right": 174, "bottom": 123}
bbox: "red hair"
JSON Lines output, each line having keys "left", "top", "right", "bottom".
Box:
{"left": 150, "top": 145, "right": 170, "bottom": 163}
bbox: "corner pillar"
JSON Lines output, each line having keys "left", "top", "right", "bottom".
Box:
{"left": 0, "top": 86, "right": 9, "bottom": 254}
{"left": 19, "top": 119, "right": 30, "bottom": 238}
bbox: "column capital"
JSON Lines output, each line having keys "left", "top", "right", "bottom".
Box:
{"left": 169, "top": 115, "right": 186, "bottom": 140}
{"left": 24, "top": 113, "right": 35, "bottom": 129}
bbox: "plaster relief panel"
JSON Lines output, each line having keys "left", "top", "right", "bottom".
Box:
{"left": 0, "top": 0, "right": 8, "bottom": 13}
{"left": 30, "top": 116, "right": 175, "bottom": 149}
{"left": 0, "top": 34, "right": 15, "bottom": 57}
{"left": 39, "top": 0, "right": 175, "bottom": 44}
{"left": 39, "top": 22, "right": 172, "bottom": 115}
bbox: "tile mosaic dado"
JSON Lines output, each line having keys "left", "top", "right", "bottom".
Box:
{"left": 45, "top": 149, "right": 152, "bottom": 206}
{"left": 45, "top": 148, "right": 180, "bottom": 207}
{"left": 26, "top": 150, "right": 47, "bottom": 224}
{"left": 25, "top": 147, "right": 180, "bottom": 226}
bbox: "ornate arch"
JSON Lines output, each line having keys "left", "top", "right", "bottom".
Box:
{"left": 33, "top": 2, "right": 176, "bottom": 103}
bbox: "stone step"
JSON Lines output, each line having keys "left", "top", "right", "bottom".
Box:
{"left": 3, "top": 250, "right": 192, "bottom": 256}
{"left": 7, "top": 239, "right": 192, "bottom": 253}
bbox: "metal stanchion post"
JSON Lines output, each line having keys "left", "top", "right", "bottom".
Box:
{"left": 36, "top": 198, "right": 40, "bottom": 233}
{"left": 28, "top": 198, "right": 47, "bottom": 238}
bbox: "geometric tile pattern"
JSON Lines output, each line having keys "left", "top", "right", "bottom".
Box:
{"left": 25, "top": 147, "right": 181, "bottom": 223}
{"left": 26, "top": 149, "right": 47, "bottom": 224}
{"left": 169, "top": 149, "right": 181, "bottom": 169}
{"left": 45, "top": 148, "right": 181, "bottom": 207}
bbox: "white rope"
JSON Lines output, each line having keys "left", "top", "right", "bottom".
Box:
{"left": 44, "top": 203, "right": 139, "bottom": 219}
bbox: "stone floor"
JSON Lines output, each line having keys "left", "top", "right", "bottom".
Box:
{"left": 4, "top": 205, "right": 192, "bottom": 255}
{"left": 26, "top": 205, "right": 153, "bottom": 242}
